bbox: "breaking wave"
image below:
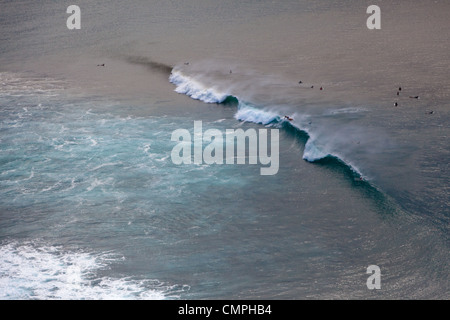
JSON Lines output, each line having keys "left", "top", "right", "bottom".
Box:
{"left": 169, "top": 67, "right": 364, "bottom": 179}
{"left": 168, "top": 65, "right": 407, "bottom": 218}
{"left": 169, "top": 69, "right": 232, "bottom": 104}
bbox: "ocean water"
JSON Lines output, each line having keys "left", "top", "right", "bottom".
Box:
{"left": 0, "top": 0, "right": 448, "bottom": 299}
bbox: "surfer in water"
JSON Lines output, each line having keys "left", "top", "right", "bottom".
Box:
{"left": 284, "top": 115, "right": 293, "bottom": 121}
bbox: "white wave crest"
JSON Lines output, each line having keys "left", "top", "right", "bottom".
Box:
{"left": 234, "top": 104, "right": 279, "bottom": 125}
{"left": 169, "top": 70, "right": 230, "bottom": 103}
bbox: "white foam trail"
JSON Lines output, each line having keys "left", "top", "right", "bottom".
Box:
{"left": 89, "top": 137, "right": 98, "bottom": 146}
{"left": 0, "top": 72, "right": 65, "bottom": 97}
{"left": 0, "top": 241, "right": 180, "bottom": 300}
{"left": 24, "top": 169, "right": 34, "bottom": 181}
{"left": 326, "top": 107, "right": 368, "bottom": 115}
{"left": 89, "top": 162, "right": 121, "bottom": 172}
{"left": 86, "top": 177, "right": 114, "bottom": 192}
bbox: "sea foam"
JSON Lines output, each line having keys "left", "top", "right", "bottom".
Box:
{"left": 0, "top": 241, "right": 183, "bottom": 300}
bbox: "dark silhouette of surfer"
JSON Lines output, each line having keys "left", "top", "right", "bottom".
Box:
{"left": 394, "top": 102, "right": 398, "bottom": 107}
{"left": 409, "top": 96, "right": 420, "bottom": 99}
{"left": 97, "top": 64, "right": 105, "bottom": 67}
{"left": 284, "top": 115, "right": 293, "bottom": 121}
